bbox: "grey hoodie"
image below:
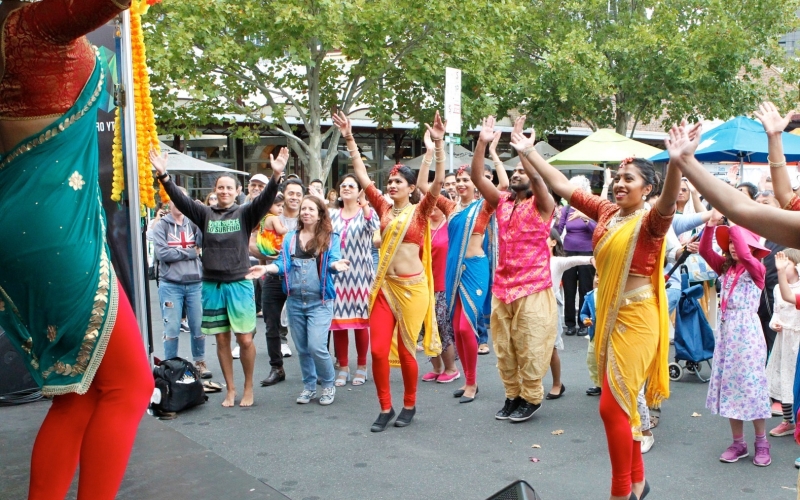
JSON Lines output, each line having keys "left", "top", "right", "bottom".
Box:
{"left": 153, "top": 213, "right": 203, "bottom": 284}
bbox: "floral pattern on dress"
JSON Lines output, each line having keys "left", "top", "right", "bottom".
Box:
{"left": 706, "top": 270, "right": 771, "bottom": 421}
{"left": 766, "top": 281, "right": 800, "bottom": 403}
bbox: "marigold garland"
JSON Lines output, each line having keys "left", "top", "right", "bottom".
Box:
{"left": 111, "top": 107, "right": 124, "bottom": 202}
{"left": 129, "top": 0, "right": 163, "bottom": 209}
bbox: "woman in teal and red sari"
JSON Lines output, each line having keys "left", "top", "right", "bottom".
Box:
{"left": 417, "top": 158, "right": 496, "bottom": 403}
{"left": 0, "top": 1, "right": 153, "bottom": 499}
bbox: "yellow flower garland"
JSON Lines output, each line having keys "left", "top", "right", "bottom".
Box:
{"left": 130, "top": 0, "right": 162, "bottom": 208}
{"left": 111, "top": 107, "right": 124, "bottom": 202}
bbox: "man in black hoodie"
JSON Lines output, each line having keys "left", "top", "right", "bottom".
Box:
{"left": 151, "top": 148, "right": 287, "bottom": 407}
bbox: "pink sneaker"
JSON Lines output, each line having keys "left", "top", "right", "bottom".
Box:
{"left": 436, "top": 371, "right": 461, "bottom": 383}
{"left": 719, "top": 442, "right": 749, "bottom": 463}
{"left": 421, "top": 371, "right": 441, "bottom": 382}
{"left": 753, "top": 440, "right": 771, "bottom": 467}
{"left": 769, "top": 421, "right": 796, "bottom": 437}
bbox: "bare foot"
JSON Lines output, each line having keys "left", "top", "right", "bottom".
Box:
{"left": 239, "top": 388, "right": 254, "bottom": 407}
{"left": 222, "top": 389, "right": 236, "bottom": 407}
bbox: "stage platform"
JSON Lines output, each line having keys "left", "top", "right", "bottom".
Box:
{"left": 0, "top": 401, "right": 289, "bottom": 500}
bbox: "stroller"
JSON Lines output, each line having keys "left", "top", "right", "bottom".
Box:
{"left": 668, "top": 265, "right": 715, "bottom": 382}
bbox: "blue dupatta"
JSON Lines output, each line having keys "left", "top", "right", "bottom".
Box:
{"left": 445, "top": 200, "right": 491, "bottom": 338}
{"left": 0, "top": 53, "right": 118, "bottom": 396}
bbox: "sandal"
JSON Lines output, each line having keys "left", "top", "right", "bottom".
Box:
{"left": 334, "top": 370, "right": 350, "bottom": 387}
{"left": 649, "top": 415, "right": 660, "bottom": 429}
{"left": 352, "top": 369, "right": 368, "bottom": 386}
{"left": 477, "top": 344, "right": 490, "bottom": 355}
{"left": 203, "top": 381, "right": 223, "bottom": 393}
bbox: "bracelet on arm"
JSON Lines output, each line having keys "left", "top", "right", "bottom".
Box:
{"left": 522, "top": 146, "right": 535, "bottom": 158}
{"left": 156, "top": 172, "right": 170, "bottom": 181}
{"left": 768, "top": 156, "right": 787, "bottom": 169}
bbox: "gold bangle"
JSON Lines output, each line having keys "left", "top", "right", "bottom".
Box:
{"left": 348, "top": 148, "right": 359, "bottom": 155}
{"left": 343, "top": 134, "right": 354, "bottom": 140}
{"left": 769, "top": 161, "right": 787, "bottom": 168}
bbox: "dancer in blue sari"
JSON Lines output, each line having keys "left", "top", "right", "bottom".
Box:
{"left": 418, "top": 164, "right": 495, "bottom": 402}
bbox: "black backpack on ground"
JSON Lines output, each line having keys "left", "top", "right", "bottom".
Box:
{"left": 150, "top": 357, "right": 206, "bottom": 416}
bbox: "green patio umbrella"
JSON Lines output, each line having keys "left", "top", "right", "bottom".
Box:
{"left": 547, "top": 129, "right": 663, "bottom": 166}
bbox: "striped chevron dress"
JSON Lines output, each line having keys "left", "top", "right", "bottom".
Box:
{"left": 330, "top": 207, "right": 379, "bottom": 330}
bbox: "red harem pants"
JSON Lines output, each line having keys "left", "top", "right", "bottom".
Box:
{"left": 599, "top": 374, "right": 644, "bottom": 497}
{"left": 370, "top": 291, "right": 418, "bottom": 410}
{"left": 28, "top": 283, "right": 154, "bottom": 500}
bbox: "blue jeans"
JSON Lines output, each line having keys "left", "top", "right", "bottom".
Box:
{"left": 158, "top": 280, "right": 204, "bottom": 361}
{"left": 286, "top": 257, "right": 334, "bottom": 390}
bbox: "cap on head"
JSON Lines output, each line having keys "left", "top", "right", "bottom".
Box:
{"left": 250, "top": 174, "right": 269, "bottom": 185}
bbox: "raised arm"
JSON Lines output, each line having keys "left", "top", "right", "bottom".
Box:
{"left": 729, "top": 225, "right": 765, "bottom": 289}
{"left": 242, "top": 148, "right": 286, "bottom": 232}
{"left": 424, "top": 111, "right": 447, "bottom": 196}
{"left": 333, "top": 111, "right": 371, "bottom": 190}
{"left": 415, "top": 130, "right": 435, "bottom": 195}
{"left": 669, "top": 126, "right": 800, "bottom": 248}
{"left": 775, "top": 252, "right": 798, "bottom": 306}
{"left": 471, "top": 117, "right": 502, "bottom": 208}
{"left": 658, "top": 121, "right": 701, "bottom": 218}
{"left": 489, "top": 131, "right": 509, "bottom": 191}
{"left": 508, "top": 117, "right": 554, "bottom": 217}
{"left": 509, "top": 116, "right": 576, "bottom": 203}
{"left": 23, "top": 0, "right": 131, "bottom": 45}
{"left": 600, "top": 167, "right": 612, "bottom": 200}
{"left": 150, "top": 149, "right": 208, "bottom": 229}
{"left": 754, "top": 102, "right": 795, "bottom": 207}
{"left": 698, "top": 222, "right": 726, "bottom": 275}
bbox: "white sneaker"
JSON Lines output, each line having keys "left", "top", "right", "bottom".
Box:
{"left": 296, "top": 389, "right": 316, "bottom": 404}
{"left": 319, "top": 387, "right": 336, "bottom": 406}
{"left": 641, "top": 434, "right": 655, "bottom": 454}
{"left": 281, "top": 344, "right": 292, "bottom": 358}
{"left": 232, "top": 346, "right": 240, "bottom": 359}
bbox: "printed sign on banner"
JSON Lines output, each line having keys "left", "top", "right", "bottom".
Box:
{"left": 445, "top": 67, "right": 462, "bottom": 135}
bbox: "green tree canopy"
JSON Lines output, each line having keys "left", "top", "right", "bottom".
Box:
{"left": 499, "top": 0, "right": 800, "bottom": 136}
{"left": 145, "top": 0, "right": 517, "bottom": 181}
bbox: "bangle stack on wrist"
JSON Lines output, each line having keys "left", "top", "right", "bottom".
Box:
{"left": 522, "top": 146, "right": 535, "bottom": 158}
{"left": 768, "top": 156, "right": 787, "bottom": 169}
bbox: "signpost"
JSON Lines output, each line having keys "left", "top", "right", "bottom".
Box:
{"left": 444, "top": 67, "right": 462, "bottom": 173}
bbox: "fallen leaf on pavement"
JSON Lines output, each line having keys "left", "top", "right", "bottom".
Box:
{"left": 529, "top": 457, "right": 540, "bottom": 462}
{"left": 531, "top": 444, "right": 541, "bottom": 448}
{"left": 551, "top": 429, "right": 564, "bottom": 435}
{"left": 691, "top": 412, "right": 701, "bottom": 417}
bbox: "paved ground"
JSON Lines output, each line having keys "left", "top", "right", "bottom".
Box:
{"left": 3, "top": 282, "right": 800, "bottom": 499}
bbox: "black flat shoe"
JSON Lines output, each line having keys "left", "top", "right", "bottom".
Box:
{"left": 586, "top": 386, "right": 601, "bottom": 396}
{"left": 564, "top": 327, "right": 577, "bottom": 336}
{"left": 394, "top": 407, "right": 416, "bottom": 427}
{"left": 453, "top": 389, "right": 465, "bottom": 398}
{"left": 459, "top": 387, "right": 479, "bottom": 403}
{"left": 640, "top": 480, "right": 650, "bottom": 500}
{"left": 545, "top": 384, "right": 566, "bottom": 400}
{"left": 370, "top": 408, "right": 396, "bottom": 433}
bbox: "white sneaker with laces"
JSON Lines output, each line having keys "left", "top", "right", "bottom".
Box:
{"left": 641, "top": 434, "right": 655, "bottom": 454}
{"left": 281, "top": 344, "right": 292, "bottom": 357}
{"left": 232, "top": 346, "right": 240, "bottom": 359}
{"left": 296, "top": 389, "right": 316, "bottom": 404}
{"left": 319, "top": 387, "right": 336, "bottom": 406}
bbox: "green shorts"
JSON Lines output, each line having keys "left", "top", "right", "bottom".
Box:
{"left": 201, "top": 280, "right": 257, "bottom": 335}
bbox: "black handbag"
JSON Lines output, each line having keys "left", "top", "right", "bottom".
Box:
{"left": 150, "top": 357, "right": 207, "bottom": 415}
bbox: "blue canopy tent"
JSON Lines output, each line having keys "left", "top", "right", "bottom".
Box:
{"left": 649, "top": 116, "right": 800, "bottom": 164}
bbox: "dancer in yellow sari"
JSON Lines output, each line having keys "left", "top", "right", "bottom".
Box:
{"left": 333, "top": 109, "right": 445, "bottom": 432}
{"left": 509, "top": 115, "right": 695, "bottom": 500}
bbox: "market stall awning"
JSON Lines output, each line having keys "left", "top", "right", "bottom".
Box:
{"left": 155, "top": 142, "right": 248, "bottom": 175}
{"left": 548, "top": 129, "right": 662, "bottom": 165}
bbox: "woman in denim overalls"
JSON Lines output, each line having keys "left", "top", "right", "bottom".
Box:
{"left": 248, "top": 197, "right": 350, "bottom": 405}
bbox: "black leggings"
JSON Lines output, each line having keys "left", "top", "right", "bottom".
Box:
{"left": 261, "top": 274, "right": 288, "bottom": 368}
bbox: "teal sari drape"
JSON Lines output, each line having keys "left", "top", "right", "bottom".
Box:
{"left": 0, "top": 53, "right": 118, "bottom": 396}
{"left": 445, "top": 200, "right": 490, "bottom": 338}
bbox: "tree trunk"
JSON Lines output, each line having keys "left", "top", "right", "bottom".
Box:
{"left": 615, "top": 108, "right": 629, "bottom": 136}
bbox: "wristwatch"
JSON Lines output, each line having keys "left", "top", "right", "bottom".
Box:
{"left": 156, "top": 171, "right": 170, "bottom": 181}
